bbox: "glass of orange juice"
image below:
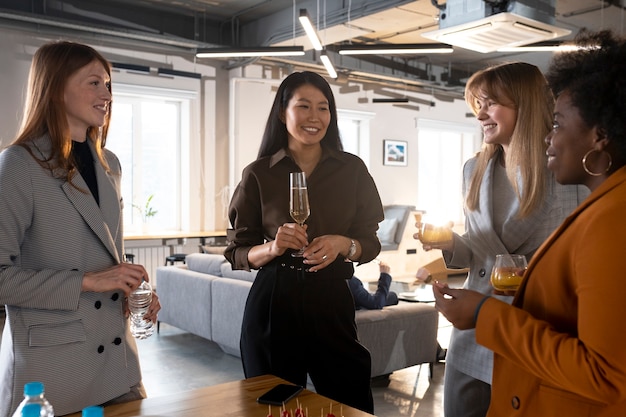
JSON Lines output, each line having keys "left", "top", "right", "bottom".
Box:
{"left": 415, "top": 213, "right": 453, "bottom": 246}
{"left": 490, "top": 254, "right": 527, "bottom": 291}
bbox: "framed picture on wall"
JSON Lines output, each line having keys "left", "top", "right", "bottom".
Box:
{"left": 383, "top": 140, "right": 408, "bottom": 166}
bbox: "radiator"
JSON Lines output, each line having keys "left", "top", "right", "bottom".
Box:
{"left": 123, "top": 244, "right": 187, "bottom": 288}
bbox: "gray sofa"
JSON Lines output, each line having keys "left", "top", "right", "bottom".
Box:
{"left": 156, "top": 253, "right": 439, "bottom": 378}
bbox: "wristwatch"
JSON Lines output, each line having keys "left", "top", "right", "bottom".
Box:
{"left": 347, "top": 239, "right": 357, "bottom": 259}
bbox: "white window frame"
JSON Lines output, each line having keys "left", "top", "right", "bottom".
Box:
{"left": 416, "top": 118, "right": 481, "bottom": 225}
{"left": 110, "top": 83, "right": 196, "bottom": 232}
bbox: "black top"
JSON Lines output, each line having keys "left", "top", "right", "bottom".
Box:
{"left": 71, "top": 140, "right": 99, "bottom": 205}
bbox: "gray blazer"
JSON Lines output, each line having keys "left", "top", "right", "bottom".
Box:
{"left": 0, "top": 136, "right": 141, "bottom": 417}
{"left": 443, "top": 156, "right": 589, "bottom": 384}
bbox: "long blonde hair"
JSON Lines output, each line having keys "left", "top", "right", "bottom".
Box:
{"left": 465, "top": 62, "right": 553, "bottom": 218}
{"left": 14, "top": 41, "right": 112, "bottom": 186}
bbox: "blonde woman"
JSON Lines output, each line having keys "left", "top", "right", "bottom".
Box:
{"left": 434, "top": 29, "right": 626, "bottom": 417}
{"left": 415, "top": 62, "right": 588, "bottom": 417}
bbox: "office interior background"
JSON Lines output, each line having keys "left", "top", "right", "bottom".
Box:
{"left": 0, "top": 0, "right": 623, "bottom": 236}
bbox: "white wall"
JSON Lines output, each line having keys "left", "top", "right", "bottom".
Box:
{"left": 228, "top": 65, "right": 474, "bottom": 209}
{"left": 0, "top": 27, "right": 478, "bottom": 231}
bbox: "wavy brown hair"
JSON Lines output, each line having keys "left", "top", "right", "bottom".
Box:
{"left": 464, "top": 62, "right": 554, "bottom": 217}
{"left": 14, "top": 41, "right": 112, "bottom": 186}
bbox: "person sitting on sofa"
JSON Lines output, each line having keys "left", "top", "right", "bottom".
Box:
{"left": 350, "top": 262, "right": 447, "bottom": 363}
{"left": 348, "top": 261, "right": 398, "bottom": 310}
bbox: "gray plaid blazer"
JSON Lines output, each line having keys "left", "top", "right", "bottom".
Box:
{"left": 443, "top": 156, "right": 589, "bottom": 384}
{"left": 0, "top": 136, "right": 141, "bottom": 417}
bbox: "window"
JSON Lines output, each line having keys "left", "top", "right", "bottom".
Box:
{"left": 417, "top": 119, "right": 480, "bottom": 224}
{"left": 338, "top": 109, "right": 374, "bottom": 168}
{"left": 107, "top": 84, "right": 195, "bottom": 233}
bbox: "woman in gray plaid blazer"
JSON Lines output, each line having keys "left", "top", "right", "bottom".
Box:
{"left": 0, "top": 41, "right": 160, "bottom": 417}
{"left": 415, "top": 62, "right": 588, "bottom": 417}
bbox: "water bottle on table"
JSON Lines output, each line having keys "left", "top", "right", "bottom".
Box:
{"left": 128, "top": 279, "right": 154, "bottom": 339}
{"left": 11, "top": 382, "right": 54, "bottom": 417}
{"left": 82, "top": 406, "right": 104, "bottom": 417}
{"left": 20, "top": 404, "right": 41, "bottom": 417}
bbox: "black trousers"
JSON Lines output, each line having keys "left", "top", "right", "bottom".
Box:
{"left": 240, "top": 255, "right": 374, "bottom": 414}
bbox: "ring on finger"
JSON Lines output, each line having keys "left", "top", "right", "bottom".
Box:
{"left": 322, "top": 255, "right": 328, "bottom": 260}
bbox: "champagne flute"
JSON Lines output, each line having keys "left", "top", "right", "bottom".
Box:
{"left": 289, "top": 172, "right": 310, "bottom": 257}
{"left": 490, "top": 254, "right": 527, "bottom": 292}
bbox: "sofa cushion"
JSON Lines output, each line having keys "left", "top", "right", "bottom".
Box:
{"left": 186, "top": 253, "right": 226, "bottom": 276}
{"left": 377, "top": 218, "right": 398, "bottom": 245}
{"left": 220, "top": 262, "right": 258, "bottom": 282}
{"left": 378, "top": 205, "right": 415, "bottom": 251}
{"left": 155, "top": 266, "right": 216, "bottom": 341}
{"left": 356, "top": 302, "right": 438, "bottom": 376}
{"left": 211, "top": 278, "right": 253, "bottom": 357}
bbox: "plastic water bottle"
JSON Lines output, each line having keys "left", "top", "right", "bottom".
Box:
{"left": 11, "top": 382, "right": 54, "bottom": 417}
{"left": 128, "top": 279, "right": 154, "bottom": 339}
{"left": 21, "top": 404, "right": 41, "bottom": 417}
{"left": 82, "top": 406, "right": 104, "bottom": 417}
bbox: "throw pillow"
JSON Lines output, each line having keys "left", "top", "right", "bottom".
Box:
{"left": 377, "top": 218, "right": 398, "bottom": 244}
{"left": 185, "top": 253, "right": 226, "bottom": 276}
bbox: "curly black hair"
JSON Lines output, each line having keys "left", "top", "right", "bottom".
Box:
{"left": 545, "top": 29, "right": 626, "bottom": 161}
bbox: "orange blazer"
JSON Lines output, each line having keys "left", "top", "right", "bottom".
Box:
{"left": 476, "top": 166, "right": 626, "bottom": 417}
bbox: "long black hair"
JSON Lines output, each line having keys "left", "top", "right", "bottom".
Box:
{"left": 257, "top": 71, "right": 342, "bottom": 159}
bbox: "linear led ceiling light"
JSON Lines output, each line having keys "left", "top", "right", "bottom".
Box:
{"left": 339, "top": 43, "right": 453, "bottom": 55}
{"left": 196, "top": 46, "right": 305, "bottom": 58}
{"left": 299, "top": 9, "right": 323, "bottom": 51}
{"left": 497, "top": 41, "right": 581, "bottom": 52}
{"left": 320, "top": 49, "right": 337, "bottom": 79}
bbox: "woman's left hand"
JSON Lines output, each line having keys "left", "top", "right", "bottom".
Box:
{"left": 302, "top": 235, "right": 347, "bottom": 272}
{"left": 432, "top": 282, "right": 487, "bottom": 330}
{"left": 124, "top": 291, "right": 161, "bottom": 322}
{"left": 145, "top": 291, "right": 161, "bottom": 323}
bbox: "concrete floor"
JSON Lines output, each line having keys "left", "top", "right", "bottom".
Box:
{"left": 0, "top": 305, "right": 450, "bottom": 417}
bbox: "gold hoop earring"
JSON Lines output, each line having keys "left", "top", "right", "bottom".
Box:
{"left": 582, "top": 149, "right": 612, "bottom": 176}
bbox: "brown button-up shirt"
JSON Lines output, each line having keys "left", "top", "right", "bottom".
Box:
{"left": 225, "top": 147, "right": 384, "bottom": 271}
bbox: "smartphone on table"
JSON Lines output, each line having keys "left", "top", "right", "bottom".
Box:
{"left": 257, "top": 383, "right": 304, "bottom": 405}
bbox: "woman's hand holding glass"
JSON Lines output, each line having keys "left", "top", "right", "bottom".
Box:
{"left": 272, "top": 222, "right": 309, "bottom": 257}
{"left": 413, "top": 213, "right": 454, "bottom": 251}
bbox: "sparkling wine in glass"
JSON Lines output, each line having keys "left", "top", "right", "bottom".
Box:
{"left": 289, "top": 172, "right": 310, "bottom": 257}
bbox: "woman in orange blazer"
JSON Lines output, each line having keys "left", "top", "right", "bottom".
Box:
{"left": 433, "top": 30, "right": 626, "bottom": 417}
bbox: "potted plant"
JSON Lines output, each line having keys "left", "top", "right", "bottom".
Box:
{"left": 133, "top": 194, "right": 158, "bottom": 233}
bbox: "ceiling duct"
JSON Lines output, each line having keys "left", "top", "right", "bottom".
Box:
{"left": 423, "top": 0, "right": 571, "bottom": 53}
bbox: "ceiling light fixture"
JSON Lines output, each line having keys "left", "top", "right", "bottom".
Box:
{"left": 372, "top": 98, "right": 409, "bottom": 103}
{"left": 338, "top": 43, "right": 453, "bottom": 55}
{"left": 195, "top": 46, "right": 305, "bottom": 58}
{"left": 299, "top": 9, "right": 323, "bottom": 51}
{"left": 320, "top": 49, "right": 337, "bottom": 79}
{"left": 497, "top": 41, "right": 581, "bottom": 52}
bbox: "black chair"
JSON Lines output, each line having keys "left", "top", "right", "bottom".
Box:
{"left": 165, "top": 253, "right": 187, "bottom": 265}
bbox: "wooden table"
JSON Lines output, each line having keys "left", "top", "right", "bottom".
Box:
{"left": 67, "top": 375, "right": 375, "bottom": 417}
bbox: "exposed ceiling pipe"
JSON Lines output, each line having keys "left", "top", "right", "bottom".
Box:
{"left": 0, "top": 10, "right": 213, "bottom": 49}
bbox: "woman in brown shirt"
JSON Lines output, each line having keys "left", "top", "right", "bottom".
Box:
{"left": 225, "top": 71, "right": 383, "bottom": 413}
